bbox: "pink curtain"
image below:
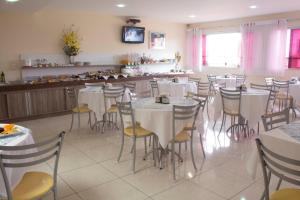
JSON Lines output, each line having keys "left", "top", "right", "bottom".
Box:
{"left": 288, "top": 29, "right": 300, "bottom": 68}
{"left": 241, "top": 20, "right": 287, "bottom": 75}
{"left": 202, "top": 34, "right": 207, "bottom": 66}
{"left": 186, "top": 28, "right": 203, "bottom": 71}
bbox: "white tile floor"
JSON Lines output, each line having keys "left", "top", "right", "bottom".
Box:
{"left": 16, "top": 108, "right": 299, "bottom": 200}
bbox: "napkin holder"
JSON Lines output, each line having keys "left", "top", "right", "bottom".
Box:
{"left": 155, "top": 95, "right": 170, "bottom": 104}
{"left": 237, "top": 84, "right": 247, "bottom": 92}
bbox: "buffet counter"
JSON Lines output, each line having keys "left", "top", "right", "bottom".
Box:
{"left": 0, "top": 73, "right": 188, "bottom": 122}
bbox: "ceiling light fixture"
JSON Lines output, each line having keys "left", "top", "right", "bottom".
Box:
{"left": 249, "top": 5, "right": 257, "bottom": 9}
{"left": 116, "top": 3, "right": 126, "bottom": 8}
{"left": 6, "top": 0, "right": 19, "bottom": 2}
{"left": 188, "top": 15, "right": 196, "bottom": 18}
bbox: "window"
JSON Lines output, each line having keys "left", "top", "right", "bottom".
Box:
{"left": 287, "top": 29, "right": 300, "bottom": 68}
{"left": 203, "top": 32, "right": 241, "bottom": 68}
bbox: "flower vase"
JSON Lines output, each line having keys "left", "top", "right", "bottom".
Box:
{"left": 69, "top": 56, "right": 75, "bottom": 65}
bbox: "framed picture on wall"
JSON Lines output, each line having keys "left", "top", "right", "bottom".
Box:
{"left": 149, "top": 32, "right": 166, "bottom": 49}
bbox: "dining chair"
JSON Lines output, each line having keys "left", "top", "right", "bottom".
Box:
{"left": 255, "top": 138, "right": 300, "bottom": 200}
{"left": 264, "top": 77, "right": 274, "bottom": 86}
{"left": 235, "top": 74, "right": 246, "bottom": 87}
{"left": 65, "top": 87, "right": 92, "bottom": 131}
{"left": 171, "top": 103, "right": 201, "bottom": 180}
{"left": 102, "top": 86, "right": 125, "bottom": 133}
{"left": 219, "top": 88, "right": 249, "bottom": 138}
{"left": 261, "top": 108, "right": 289, "bottom": 132}
{"left": 207, "top": 74, "right": 218, "bottom": 94}
{"left": 250, "top": 83, "right": 272, "bottom": 91}
{"left": 0, "top": 132, "right": 65, "bottom": 200}
{"left": 117, "top": 102, "right": 156, "bottom": 173}
{"left": 124, "top": 82, "right": 137, "bottom": 101}
{"left": 186, "top": 91, "right": 209, "bottom": 119}
{"left": 188, "top": 77, "right": 201, "bottom": 85}
{"left": 149, "top": 80, "right": 159, "bottom": 97}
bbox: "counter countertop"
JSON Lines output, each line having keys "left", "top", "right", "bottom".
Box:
{"left": 0, "top": 73, "right": 189, "bottom": 92}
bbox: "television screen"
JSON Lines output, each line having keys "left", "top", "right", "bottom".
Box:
{"left": 122, "top": 26, "right": 145, "bottom": 44}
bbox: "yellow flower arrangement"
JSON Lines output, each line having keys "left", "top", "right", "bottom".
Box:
{"left": 62, "top": 25, "right": 81, "bottom": 56}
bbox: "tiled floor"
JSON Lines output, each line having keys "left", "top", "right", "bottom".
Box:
{"left": 16, "top": 107, "right": 299, "bottom": 200}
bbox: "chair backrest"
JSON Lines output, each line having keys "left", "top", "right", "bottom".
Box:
{"left": 235, "top": 75, "right": 246, "bottom": 87}
{"left": 65, "top": 87, "right": 79, "bottom": 109}
{"left": 188, "top": 77, "right": 201, "bottom": 84}
{"left": 266, "top": 90, "right": 278, "bottom": 114}
{"left": 172, "top": 103, "right": 201, "bottom": 138}
{"left": 250, "top": 83, "right": 272, "bottom": 91}
{"left": 220, "top": 88, "right": 242, "bottom": 115}
{"left": 186, "top": 92, "right": 207, "bottom": 111}
{"left": 261, "top": 108, "right": 289, "bottom": 131}
{"left": 273, "top": 80, "right": 289, "bottom": 95}
{"left": 85, "top": 82, "right": 105, "bottom": 87}
{"left": 255, "top": 138, "right": 300, "bottom": 200}
{"left": 124, "top": 82, "right": 136, "bottom": 93}
{"left": 0, "top": 132, "right": 65, "bottom": 200}
{"left": 103, "top": 86, "right": 125, "bottom": 111}
{"left": 197, "top": 82, "right": 210, "bottom": 95}
{"left": 117, "top": 102, "right": 136, "bottom": 136}
{"left": 265, "top": 77, "right": 274, "bottom": 86}
{"left": 149, "top": 80, "right": 159, "bottom": 97}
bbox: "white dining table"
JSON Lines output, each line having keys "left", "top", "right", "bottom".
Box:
{"left": 216, "top": 76, "right": 237, "bottom": 88}
{"left": 247, "top": 121, "right": 300, "bottom": 179}
{"left": 213, "top": 88, "right": 270, "bottom": 129}
{"left": 78, "top": 86, "right": 131, "bottom": 120}
{"left": 0, "top": 124, "right": 34, "bottom": 196}
{"left": 157, "top": 80, "right": 197, "bottom": 97}
{"left": 131, "top": 97, "right": 203, "bottom": 148}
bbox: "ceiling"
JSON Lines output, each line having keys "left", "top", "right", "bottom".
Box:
{"left": 1, "top": 0, "right": 300, "bottom": 23}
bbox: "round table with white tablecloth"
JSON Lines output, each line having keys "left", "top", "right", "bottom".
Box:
{"left": 213, "top": 88, "right": 269, "bottom": 129}
{"left": 0, "top": 124, "right": 34, "bottom": 196}
{"left": 78, "top": 86, "right": 131, "bottom": 120}
{"left": 215, "top": 76, "right": 237, "bottom": 88}
{"left": 157, "top": 81, "right": 197, "bottom": 97}
{"left": 131, "top": 97, "right": 203, "bottom": 148}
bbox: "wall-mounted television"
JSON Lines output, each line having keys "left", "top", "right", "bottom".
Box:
{"left": 122, "top": 26, "right": 145, "bottom": 44}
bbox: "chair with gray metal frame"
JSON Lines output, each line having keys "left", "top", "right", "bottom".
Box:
{"left": 261, "top": 108, "right": 290, "bottom": 132}
{"left": 255, "top": 138, "right": 300, "bottom": 200}
{"left": 250, "top": 83, "right": 272, "bottom": 91}
{"left": 101, "top": 86, "right": 125, "bottom": 133}
{"left": 117, "top": 102, "right": 157, "bottom": 173}
{"left": 65, "top": 87, "right": 92, "bottom": 132}
{"left": 171, "top": 103, "right": 201, "bottom": 180}
{"left": 0, "top": 132, "right": 65, "bottom": 200}
{"left": 124, "top": 82, "right": 137, "bottom": 101}
{"left": 207, "top": 74, "right": 218, "bottom": 94}
{"left": 149, "top": 80, "right": 159, "bottom": 97}
{"left": 235, "top": 74, "right": 246, "bottom": 87}
{"left": 219, "top": 88, "right": 249, "bottom": 138}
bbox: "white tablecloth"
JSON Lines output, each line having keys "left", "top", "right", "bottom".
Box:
{"left": 157, "top": 81, "right": 197, "bottom": 97}
{"left": 0, "top": 124, "right": 34, "bottom": 196}
{"left": 216, "top": 76, "right": 237, "bottom": 88}
{"left": 78, "top": 87, "right": 131, "bottom": 119}
{"left": 289, "top": 83, "right": 300, "bottom": 107}
{"left": 213, "top": 88, "right": 269, "bottom": 129}
{"left": 247, "top": 122, "right": 300, "bottom": 179}
{"left": 132, "top": 97, "right": 203, "bottom": 148}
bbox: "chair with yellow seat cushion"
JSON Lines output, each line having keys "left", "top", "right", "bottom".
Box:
{"left": 117, "top": 102, "right": 156, "bottom": 173}
{"left": 170, "top": 104, "right": 201, "bottom": 180}
{"left": 270, "top": 188, "right": 300, "bottom": 200}
{"left": 13, "top": 172, "right": 53, "bottom": 200}
{"left": 65, "top": 87, "right": 92, "bottom": 132}
{"left": 0, "top": 132, "right": 65, "bottom": 200}
{"left": 255, "top": 139, "right": 300, "bottom": 200}
{"left": 102, "top": 86, "right": 125, "bottom": 133}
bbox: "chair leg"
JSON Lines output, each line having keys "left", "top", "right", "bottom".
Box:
{"left": 52, "top": 187, "right": 58, "bottom": 200}
{"left": 218, "top": 114, "right": 225, "bottom": 136}
{"left": 117, "top": 134, "right": 125, "bottom": 162}
{"left": 69, "top": 112, "right": 74, "bottom": 132}
{"left": 88, "top": 112, "right": 92, "bottom": 129}
{"left": 178, "top": 143, "right": 181, "bottom": 158}
{"left": 185, "top": 141, "right": 187, "bottom": 150}
{"left": 149, "top": 135, "right": 152, "bottom": 147}
{"left": 190, "top": 134, "right": 197, "bottom": 170}
{"left": 199, "top": 132, "right": 206, "bottom": 158}
{"left": 132, "top": 137, "right": 137, "bottom": 173}
{"left": 77, "top": 112, "right": 81, "bottom": 129}
{"left": 143, "top": 137, "right": 147, "bottom": 160}
{"left": 171, "top": 140, "right": 176, "bottom": 180}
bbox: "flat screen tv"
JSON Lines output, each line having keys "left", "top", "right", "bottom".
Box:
{"left": 122, "top": 26, "right": 145, "bottom": 44}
